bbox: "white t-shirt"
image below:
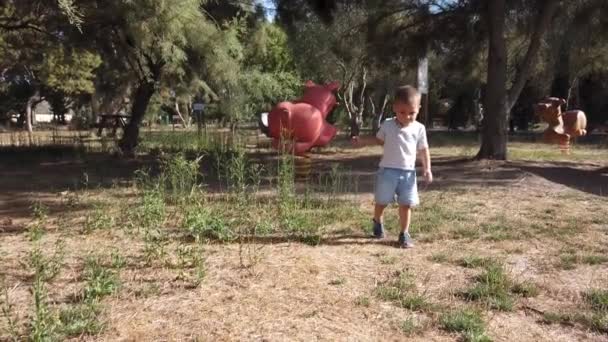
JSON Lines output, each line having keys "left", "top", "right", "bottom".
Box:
{"left": 376, "top": 118, "right": 428, "bottom": 170}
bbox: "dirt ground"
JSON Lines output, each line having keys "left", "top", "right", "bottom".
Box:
{"left": 1, "top": 139, "right": 607, "bottom": 341}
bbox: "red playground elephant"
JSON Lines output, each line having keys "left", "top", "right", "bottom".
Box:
{"left": 267, "top": 80, "right": 340, "bottom": 155}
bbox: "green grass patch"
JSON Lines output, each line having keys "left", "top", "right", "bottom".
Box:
{"left": 83, "top": 256, "right": 120, "bottom": 301}
{"left": 374, "top": 271, "right": 431, "bottom": 311}
{"left": 458, "top": 256, "right": 498, "bottom": 269}
{"left": 429, "top": 253, "right": 449, "bottom": 263}
{"left": 511, "top": 282, "right": 540, "bottom": 298}
{"left": 461, "top": 264, "right": 537, "bottom": 310}
{"left": 557, "top": 252, "right": 608, "bottom": 270}
{"left": 584, "top": 289, "right": 608, "bottom": 313}
{"left": 440, "top": 309, "right": 492, "bottom": 342}
{"left": 354, "top": 296, "right": 370, "bottom": 307}
{"left": 400, "top": 316, "right": 426, "bottom": 336}
{"left": 58, "top": 302, "right": 104, "bottom": 337}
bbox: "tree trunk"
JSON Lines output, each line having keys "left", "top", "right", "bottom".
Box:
{"left": 477, "top": 0, "right": 560, "bottom": 160}
{"left": 119, "top": 82, "right": 156, "bottom": 154}
{"left": 370, "top": 93, "right": 388, "bottom": 134}
{"left": 25, "top": 91, "right": 43, "bottom": 137}
{"left": 341, "top": 69, "right": 367, "bottom": 138}
{"left": 551, "top": 37, "right": 571, "bottom": 99}
{"left": 477, "top": 0, "right": 508, "bottom": 160}
{"left": 25, "top": 97, "right": 34, "bottom": 134}
{"left": 506, "top": 0, "right": 560, "bottom": 111}
{"left": 174, "top": 100, "right": 188, "bottom": 128}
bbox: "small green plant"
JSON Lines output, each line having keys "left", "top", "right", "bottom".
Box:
{"left": 29, "top": 275, "right": 58, "bottom": 341}
{"left": 273, "top": 148, "right": 324, "bottom": 245}
{"left": 142, "top": 225, "right": 168, "bottom": 265}
{"left": 127, "top": 187, "right": 168, "bottom": 263}
{"left": 82, "top": 256, "right": 119, "bottom": 301}
{"left": 557, "top": 251, "right": 608, "bottom": 270}
{"left": 541, "top": 312, "right": 575, "bottom": 325}
{"left": 354, "top": 296, "right": 370, "bottom": 307}
{"left": 1, "top": 276, "right": 20, "bottom": 341}
{"left": 481, "top": 215, "right": 521, "bottom": 241}
{"left": 582, "top": 255, "right": 608, "bottom": 265}
{"left": 182, "top": 207, "right": 233, "bottom": 242}
{"left": 26, "top": 239, "right": 65, "bottom": 283}
{"left": 440, "top": 309, "right": 491, "bottom": 342}
{"left": 226, "top": 147, "right": 249, "bottom": 196}
{"left": 174, "top": 244, "right": 206, "bottom": 286}
{"left": 298, "top": 231, "right": 323, "bottom": 246}
{"left": 584, "top": 289, "right": 608, "bottom": 313}
{"left": 429, "top": 253, "right": 449, "bottom": 263}
{"left": 462, "top": 264, "right": 513, "bottom": 311}
{"left": 58, "top": 302, "right": 104, "bottom": 337}
{"left": 133, "top": 283, "right": 161, "bottom": 298}
{"left": 458, "top": 256, "right": 498, "bottom": 269}
{"left": 539, "top": 288, "right": 608, "bottom": 333}
{"left": 374, "top": 271, "right": 430, "bottom": 311}
{"left": 319, "top": 163, "right": 347, "bottom": 205}
{"left": 559, "top": 253, "right": 578, "bottom": 270}
{"left": 277, "top": 149, "right": 296, "bottom": 207}
{"left": 589, "top": 313, "right": 608, "bottom": 333}
{"left": 379, "top": 255, "right": 398, "bottom": 265}
{"left": 22, "top": 202, "right": 66, "bottom": 340}
{"left": 27, "top": 241, "right": 64, "bottom": 341}
{"left": 158, "top": 153, "right": 202, "bottom": 203}
{"left": 400, "top": 316, "right": 424, "bottom": 336}
{"left": 109, "top": 250, "right": 126, "bottom": 269}
{"left": 511, "top": 282, "right": 540, "bottom": 298}
{"left": 541, "top": 311, "right": 607, "bottom": 333}
{"left": 28, "top": 202, "right": 49, "bottom": 241}
{"left": 83, "top": 206, "right": 114, "bottom": 234}
{"left": 129, "top": 187, "right": 166, "bottom": 233}
{"left": 62, "top": 192, "right": 81, "bottom": 209}
{"left": 450, "top": 226, "right": 481, "bottom": 240}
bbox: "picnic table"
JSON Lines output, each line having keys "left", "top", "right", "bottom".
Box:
{"left": 95, "top": 114, "right": 130, "bottom": 137}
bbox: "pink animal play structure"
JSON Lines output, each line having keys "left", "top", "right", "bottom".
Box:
{"left": 265, "top": 80, "right": 340, "bottom": 155}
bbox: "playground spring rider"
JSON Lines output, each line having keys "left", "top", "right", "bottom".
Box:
{"left": 534, "top": 97, "right": 587, "bottom": 154}
{"left": 260, "top": 81, "right": 340, "bottom": 178}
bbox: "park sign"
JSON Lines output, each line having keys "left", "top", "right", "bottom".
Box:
{"left": 193, "top": 103, "right": 205, "bottom": 111}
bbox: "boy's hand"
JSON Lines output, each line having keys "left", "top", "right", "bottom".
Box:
{"left": 423, "top": 169, "right": 433, "bottom": 185}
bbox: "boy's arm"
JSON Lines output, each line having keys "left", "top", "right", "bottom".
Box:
{"left": 352, "top": 122, "right": 386, "bottom": 147}
{"left": 417, "top": 125, "right": 433, "bottom": 184}
{"left": 419, "top": 147, "right": 431, "bottom": 172}
{"left": 418, "top": 147, "right": 433, "bottom": 184}
{"left": 351, "top": 135, "right": 384, "bottom": 147}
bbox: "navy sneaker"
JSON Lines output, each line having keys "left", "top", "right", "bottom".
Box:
{"left": 398, "top": 232, "right": 414, "bottom": 248}
{"left": 372, "top": 219, "right": 385, "bottom": 239}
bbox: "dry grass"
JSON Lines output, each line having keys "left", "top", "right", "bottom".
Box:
{"left": 1, "top": 132, "right": 607, "bottom": 340}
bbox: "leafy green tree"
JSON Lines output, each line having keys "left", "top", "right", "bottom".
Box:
{"left": 70, "top": 0, "right": 242, "bottom": 153}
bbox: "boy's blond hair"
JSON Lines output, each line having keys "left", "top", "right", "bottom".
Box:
{"left": 394, "top": 85, "right": 421, "bottom": 105}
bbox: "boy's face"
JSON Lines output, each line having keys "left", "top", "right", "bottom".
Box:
{"left": 393, "top": 98, "right": 421, "bottom": 125}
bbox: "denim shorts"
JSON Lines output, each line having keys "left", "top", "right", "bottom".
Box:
{"left": 374, "top": 167, "right": 419, "bottom": 206}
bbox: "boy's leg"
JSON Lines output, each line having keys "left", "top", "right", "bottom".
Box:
{"left": 371, "top": 204, "right": 387, "bottom": 238}
{"left": 373, "top": 168, "right": 398, "bottom": 238}
{"left": 398, "top": 205, "right": 411, "bottom": 233}
{"left": 396, "top": 170, "right": 418, "bottom": 248}
{"left": 374, "top": 204, "right": 387, "bottom": 223}
{"left": 397, "top": 205, "right": 414, "bottom": 248}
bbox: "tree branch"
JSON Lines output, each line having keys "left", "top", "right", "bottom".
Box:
{"left": 507, "top": 0, "right": 561, "bottom": 110}
{"left": 358, "top": 67, "right": 367, "bottom": 116}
